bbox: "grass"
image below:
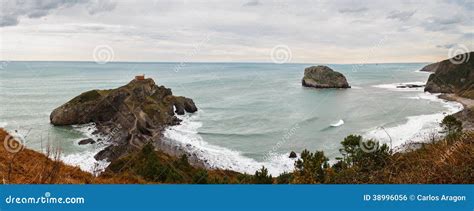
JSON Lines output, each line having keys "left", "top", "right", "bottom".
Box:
{"left": 0, "top": 128, "right": 140, "bottom": 184}
{"left": 1, "top": 128, "right": 472, "bottom": 184}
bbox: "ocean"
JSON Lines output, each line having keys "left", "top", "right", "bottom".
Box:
{"left": 0, "top": 61, "right": 463, "bottom": 175}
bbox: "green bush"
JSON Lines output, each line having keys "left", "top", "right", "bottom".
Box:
{"left": 292, "top": 150, "right": 329, "bottom": 184}
{"left": 253, "top": 166, "right": 273, "bottom": 184}
{"left": 276, "top": 172, "right": 293, "bottom": 184}
{"left": 193, "top": 170, "right": 209, "bottom": 184}
{"left": 441, "top": 115, "right": 463, "bottom": 137}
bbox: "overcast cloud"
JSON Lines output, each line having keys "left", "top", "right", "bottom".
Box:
{"left": 0, "top": 0, "right": 472, "bottom": 63}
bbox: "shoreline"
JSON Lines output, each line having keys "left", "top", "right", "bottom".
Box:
{"left": 63, "top": 90, "right": 468, "bottom": 175}
{"left": 438, "top": 93, "right": 474, "bottom": 131}
{"left": 364, "top": 91, "right": 463, "bottom": 151}
{"left": 2, "top": 92, "right": 472, "bottom": 177}
{"left": 161, "top": 112, "right": 296, "bottom": 175}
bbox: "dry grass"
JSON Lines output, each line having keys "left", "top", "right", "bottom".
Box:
{"left": 341, "top": 132, "right": 474, "bottom": 184}
{"left": 380, "top": 132, "right": 474, "bottom": 184}
{"left": 0, "top": 128, "right": 141, "bottom": 184}
{"left": 1, "top": 128, "right": 472, "bottom": 184}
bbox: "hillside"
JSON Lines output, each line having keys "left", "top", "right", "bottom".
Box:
{"left": 0, "top": 128, "right": 141, "bottom": 184}
{"left": 0, "top": 128, "right": 242, "bottom": 184}
{"left": 2, "top": 126, "right": 472, "bottom": 184}
{"left": 424, "top": 51, "right": 474, "bottom": 99}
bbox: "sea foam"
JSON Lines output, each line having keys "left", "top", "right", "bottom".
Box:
{"left": 163, "top": 111, "right": 295, "bottom": 175}
{"left": 61, "top": 123, "right": 111, "bottom": 173}
{"left": 372, "top": 81, "right": 426, "bottom": 92}
{"left": 364, "top": 92, "right": 463, "bottom": 149}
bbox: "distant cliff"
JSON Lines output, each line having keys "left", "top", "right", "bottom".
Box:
{"left": 420, "top": 62, "right": 440, "bottom": 72}
{"left": 424, "top": 52, "right": 474, "bottom": 99}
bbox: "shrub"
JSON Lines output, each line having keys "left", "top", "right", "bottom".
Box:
{"left": 193, "top": 170, "right": 209, "bottom": 184}
{"left": 441, "top": 115, "right": 463, "bottom": 137}
{"left": 276, "top": 172, "right": 293, "bottom": 184}
{"left": 253, "top": 166, "right": 273, "bottom": 184}
{"left": 291, "top": 150, "right": 329, "bottom": 184}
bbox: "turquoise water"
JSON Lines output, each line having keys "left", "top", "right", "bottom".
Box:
{"left": 0, "top": 62, "right": 462, "bottom": 174}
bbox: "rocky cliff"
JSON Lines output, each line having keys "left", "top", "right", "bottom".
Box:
{"left": 50, "top": 78, "right": 197, "bottom": 162}
{"left": 419, "top": 62, "right": 441, "bottom": 72}
{"left": 302, "top": 65, "right": 350, "bottom": 88}
{"left": 424, "top": 52, "right": 474, "bottom": 99}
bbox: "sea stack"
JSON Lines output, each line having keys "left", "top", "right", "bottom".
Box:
{"left": 302, "top": 65, "right": 350, "bottom": 88}
{"left": 50, "top": 76, "right": 197, "bottom": 162}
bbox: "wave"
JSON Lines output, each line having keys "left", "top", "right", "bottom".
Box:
{"left": 0, "top": 122, "right": 7, "bottom": 128}
{"left": 364, "top": 92, "right": 463, "bottom": 149}
{"left": 163, "top": 111, "right": 295, "bottom": 175}
{"left": 198, "top": 131, "right": 273, "bottom": 138}
{"left": 330, "top": 119, "right": 344, "bottom": 127}
{"left": 372, "top": 81, "right": 425, "bottom": 92}
{"left": 60, "top": 123, "right": 111, "bottom": 173}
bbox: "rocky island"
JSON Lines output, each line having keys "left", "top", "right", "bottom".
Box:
{"left": 50, "top": 76, "right": 198, "bottom": 163}
{"left": 302, "top": 65, "right": 351, "bottom": 88}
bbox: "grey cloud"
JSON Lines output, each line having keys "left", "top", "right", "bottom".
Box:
{"left": 0, "top": 0, "right": 116, "bottom": 27}
{"left": 87, "top": 0, "right": 117, "bottom": 15}
{"left": 387, "top": 10, "right": 415, "bottom": 21}
{"left": 0, "top": 15, "right": 19, "bottom": 27}
{"left": 0, "top": 0, "right": 88, "bottom": 27}
{"left": 422, "top": 16, "right": 464, "bottom": 31}
{"left": 243, "top": 0, "right": 260, "bottom": 7}
{"left": 436, "top": 43, "right": 458, "bottom": 49}
{"left": 448, "top": 0, "right": 474, "bottom": 10}
{"left": 462, "top": 33, "right": 473, "bottom": 39}
{"left": 338, "top": 7, "right": 368, "bottom": 14}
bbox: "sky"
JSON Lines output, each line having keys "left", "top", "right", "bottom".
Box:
{"left": 0, "top": 0, "right": 473, "bottom": 63}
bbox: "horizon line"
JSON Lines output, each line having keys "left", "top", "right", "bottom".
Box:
{"left": 0, "top": 60, "right": 432, "bottom": 65}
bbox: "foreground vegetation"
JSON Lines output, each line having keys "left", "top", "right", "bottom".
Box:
{"left": 1, "top": 116, "right": 472, "bottom": 184}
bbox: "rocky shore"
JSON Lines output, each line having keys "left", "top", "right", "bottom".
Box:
{"left": 438, "top": 94, "right": 474, "bottom": 131}
{"left": 50, "top": 77, "right": 199, "bottom": 165}
{"left": 422, "top": 51, "right": 474, "bottom": 131}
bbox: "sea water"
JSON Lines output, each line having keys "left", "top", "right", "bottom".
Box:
{"left": 0, "top": 62, "right": 463, "bottom": 175}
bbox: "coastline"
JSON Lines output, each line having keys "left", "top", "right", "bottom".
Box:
{"left": 438, "top": 93, "right": 474, "bottom": 131}
{"left": 366, "top": 80, "right": 465, "bottom": 151}
{"left": 61, "top": 123, "right": 112, "bottom": 173}
{"left": 161, "top": 112, "right": 295, "bottom": 175}
{"left": 63, "top": 88, "right": 467, "bottom": 175}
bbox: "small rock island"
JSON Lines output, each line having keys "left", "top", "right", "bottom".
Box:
{"left": 302, "top": 65, "right": 351, "bottom": 88}
{"left": 50, "top": 76, "right": 197, "bottom": 162}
